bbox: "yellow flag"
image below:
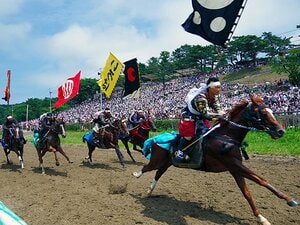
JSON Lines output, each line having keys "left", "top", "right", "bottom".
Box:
{"left": 97, "top": 52, "right": 123, "bottom": 98}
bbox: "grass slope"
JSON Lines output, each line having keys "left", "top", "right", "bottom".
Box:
{"left": 221, "top": 65, "right": 288, "bottom": 85}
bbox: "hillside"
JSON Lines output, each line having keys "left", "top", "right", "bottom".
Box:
{"left": 221, "top": 65, "right": 288, "bottom": 85}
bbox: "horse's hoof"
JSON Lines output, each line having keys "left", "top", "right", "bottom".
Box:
{"left": 56, "top": 163, "right": 60, "bottom": 166}
{"left": 133, "top": 171, "right": 142, "bottom": 178}
{"left": 69, "top": 160, "right": 74, "bottom": 164}
{"left": 287, "top": 199, "right": 299, "bottom": 207}
{"left": 147, "top": 189, "right": 153, "bottom": 196}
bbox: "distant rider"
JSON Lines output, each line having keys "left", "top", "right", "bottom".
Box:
{"left": 128, "top": 109, "right": 146, "bottom": 129}
{"left": 92, "top": 108, "right": 114, "bottom": 148}
{"left": 2, "top": 115, "right": 26, "bottom": 148}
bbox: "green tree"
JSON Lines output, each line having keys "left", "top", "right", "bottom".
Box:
{"left": 271, "top": 48, "right": 300, "bottom": 85}
{"left": 261, "top": 32, "right": 292, "bottom": 58}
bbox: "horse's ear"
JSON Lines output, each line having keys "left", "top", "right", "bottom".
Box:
{"left": 250, "top": 94, "right": 264, "bottom": 105}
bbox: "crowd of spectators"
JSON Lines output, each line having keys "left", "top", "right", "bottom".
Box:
{"left": 25, "top": 65, "right": 299, "bottom": 129}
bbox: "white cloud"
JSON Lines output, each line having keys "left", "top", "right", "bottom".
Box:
{"left": 0, "top": 0, "right": 24, "bottom": 18}
{"left": 1, "top": 0, "right": 300, "bottom": 104}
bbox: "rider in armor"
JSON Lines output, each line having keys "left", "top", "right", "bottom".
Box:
{"left": 2, "top": 115, "right": 17, "bottom": 148}
{"left": 176, "top": 77, "right": 226, "bottom": 162}
{"left": 39, "top": 112, "right": 56, "bottom": 141}
{"left": 92, "top": 108, "right": 114, "bottom": 148}
{"left": 128, "top": 109, "right": 146, "bottom": 129}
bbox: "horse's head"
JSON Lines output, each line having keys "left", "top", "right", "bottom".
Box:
{"left": 120, "top": 119, "right": 130, "bottom": 135}
{"left": 52, "top": 118, "right": 67, "bottom": 138}
{"left": 110, "top": 119, "right": 129, "bottom": 134}
{"left": 140, "top": 117, "right": 157, "bottom": 132}
{"left": 237, "top": 95, "right": 285, "bottom": 139}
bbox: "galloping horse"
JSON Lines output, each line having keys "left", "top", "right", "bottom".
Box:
{"left": 133, "top": 95, "right": 299, "bottom": 225}
{"left": 83, "top": 118, "right": 129, "bottom": 167}
{"left": 34, "top": 118, "right": 73, "bottom": 174}
{"left": 1, "top": 126, "right": 26, "bottom": 169}
{"left": 119, "top": 116, "right": 157, "bottom": 158}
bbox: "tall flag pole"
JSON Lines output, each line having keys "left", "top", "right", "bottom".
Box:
{"left": 97, "top": 52, "right": 123, "bottom": 98}
{"left": 2, "top": 70, "right": 11, "bottom": 105}
{"left": 123, "top": 58, "right": 141, "bottom": 98}
{"left": 54, "top": 71, "right": 81, "bottom": 108}
{"left": 182, "top": 0, "right": 247, "bottom": 46}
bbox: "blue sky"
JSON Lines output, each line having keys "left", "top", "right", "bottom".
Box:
{"left": 1, "top": 0, "right": 299, "bottom": 104}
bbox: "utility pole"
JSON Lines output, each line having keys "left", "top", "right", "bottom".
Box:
{"left": 98, "top": 69, "right": 103, "bottom": 110}
{"left": 49, "top": 88, "right": 52, "bottom": 113}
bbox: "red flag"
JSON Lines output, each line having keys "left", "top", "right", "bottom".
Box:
{"left": 2, "top": 70, "right": 11, "bottom": 105}
{"left": 54, "top": 71, "right": 81, "bottom": 108}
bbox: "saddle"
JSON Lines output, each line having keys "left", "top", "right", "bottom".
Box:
{"left": 171, "top": 135, "right": 206, "bottom": 170}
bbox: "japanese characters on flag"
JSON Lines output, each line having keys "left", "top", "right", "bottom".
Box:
{"left": 97, "top": 52, "right": 123, "bottom": 98}
{"left": 54, "top": 71, "right": 81, "bottom": 108}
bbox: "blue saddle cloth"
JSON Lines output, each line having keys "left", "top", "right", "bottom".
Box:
{"left": 83, "top": 130, "right": 95, "bottom": 145}
{"left": 143, "top": 131, "right": 178, "bottom": 159}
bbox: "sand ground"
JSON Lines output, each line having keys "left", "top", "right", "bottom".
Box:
{"left": 0, "top": 144, "right": 299, "bottom": 225}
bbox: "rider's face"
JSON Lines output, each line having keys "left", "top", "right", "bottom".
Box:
{"left": 210, "top": 85, "right": 221, "bottom": 96}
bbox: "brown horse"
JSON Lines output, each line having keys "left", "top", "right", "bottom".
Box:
{"left": 83, "top": 118, "right": 129, "bottom": 167}
{"left": 34, "top": 118, "right": 73, "bottom": 174}
{"left": 119, "top": 116, "right": 157, "bottom": 159}
{"left": 133, "top": 95, "right": 299, "bottom": 225}
{"left": 2, "top": 126, "right": 26, "bottom": 169}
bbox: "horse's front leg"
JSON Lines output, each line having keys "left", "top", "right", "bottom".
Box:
{"left": 121, "top": 137, "right": 136, "bottom": 163}
{"left": 114, "top": 146, "right": 125, "bottom": 168}
{"left": 37, "top": 150, "right": 45, "bottom": 174}
{"left": 230, "top": 172, "right": 271, "bottom": 225}
{"left": 85, "top": 145, "right": 95, "bottom": 165}
{"left": 53, "top": 151, "right": 60, "bottom": 166}
{"left": 17, "top": 150, "right": 24, "bottom": 169}
{"left": 133, "top": 144, "right": 143, "bottom": 154}
{"left": 235, "top": 162, "right": 299, "bottom": 207}
{"left": 4, "top": 148, "right": 11, "bottom": 165}
{"left": 229, "top": 161, "right": 299, "bottom": 225}
{"left": 57, "top": 146, "right": 73, "bottom": 164}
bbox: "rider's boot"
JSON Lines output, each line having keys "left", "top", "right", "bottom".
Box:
{"left": 175, "top": 137, "right": 190, "bottom": 162}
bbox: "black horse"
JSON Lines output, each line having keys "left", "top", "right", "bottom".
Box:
{"left": 119, "top": 116, "right": 157, "bottom": 157}
{"left": 34, "top": 118, "right": 73, "bottom": 174}
{"left": 1, "top": 126, "right": 26, "bottom": 168}
{"left": 132, "top": 95, "right": 299, "bottom": 225}
{"left": 83, "top": 118, "right": 129, "bottom": 167}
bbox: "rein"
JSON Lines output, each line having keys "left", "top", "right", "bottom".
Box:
{"left": 228, "top": 120, "right": 259, "bottom": 131}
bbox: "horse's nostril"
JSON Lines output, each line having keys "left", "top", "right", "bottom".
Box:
{"left": 278, "top": 129, "right": 285, "bottom": 136}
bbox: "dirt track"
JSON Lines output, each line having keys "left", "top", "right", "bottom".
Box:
{"left": 0, "top": 144, "right": 299, "bottom": 225}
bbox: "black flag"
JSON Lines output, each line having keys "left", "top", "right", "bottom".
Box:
{"left": 123, "top": 58, "right": 140, "bottom": 98}
{"left": 182, "top": 0, "right": 245, "bottom": 46}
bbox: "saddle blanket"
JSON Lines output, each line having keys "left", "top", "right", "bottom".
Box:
{"left": 143, "top": 131, "right": 178, "bottom": 159}
{"left": 0, "top": 201, "right": 27, "bottom": 225}
{"left": 83, "top": 130, "right": 94, "bottom": 145}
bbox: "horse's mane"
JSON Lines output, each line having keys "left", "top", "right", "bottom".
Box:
{"left": 229, "top": 99, "right": 249, "bottom": 118}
